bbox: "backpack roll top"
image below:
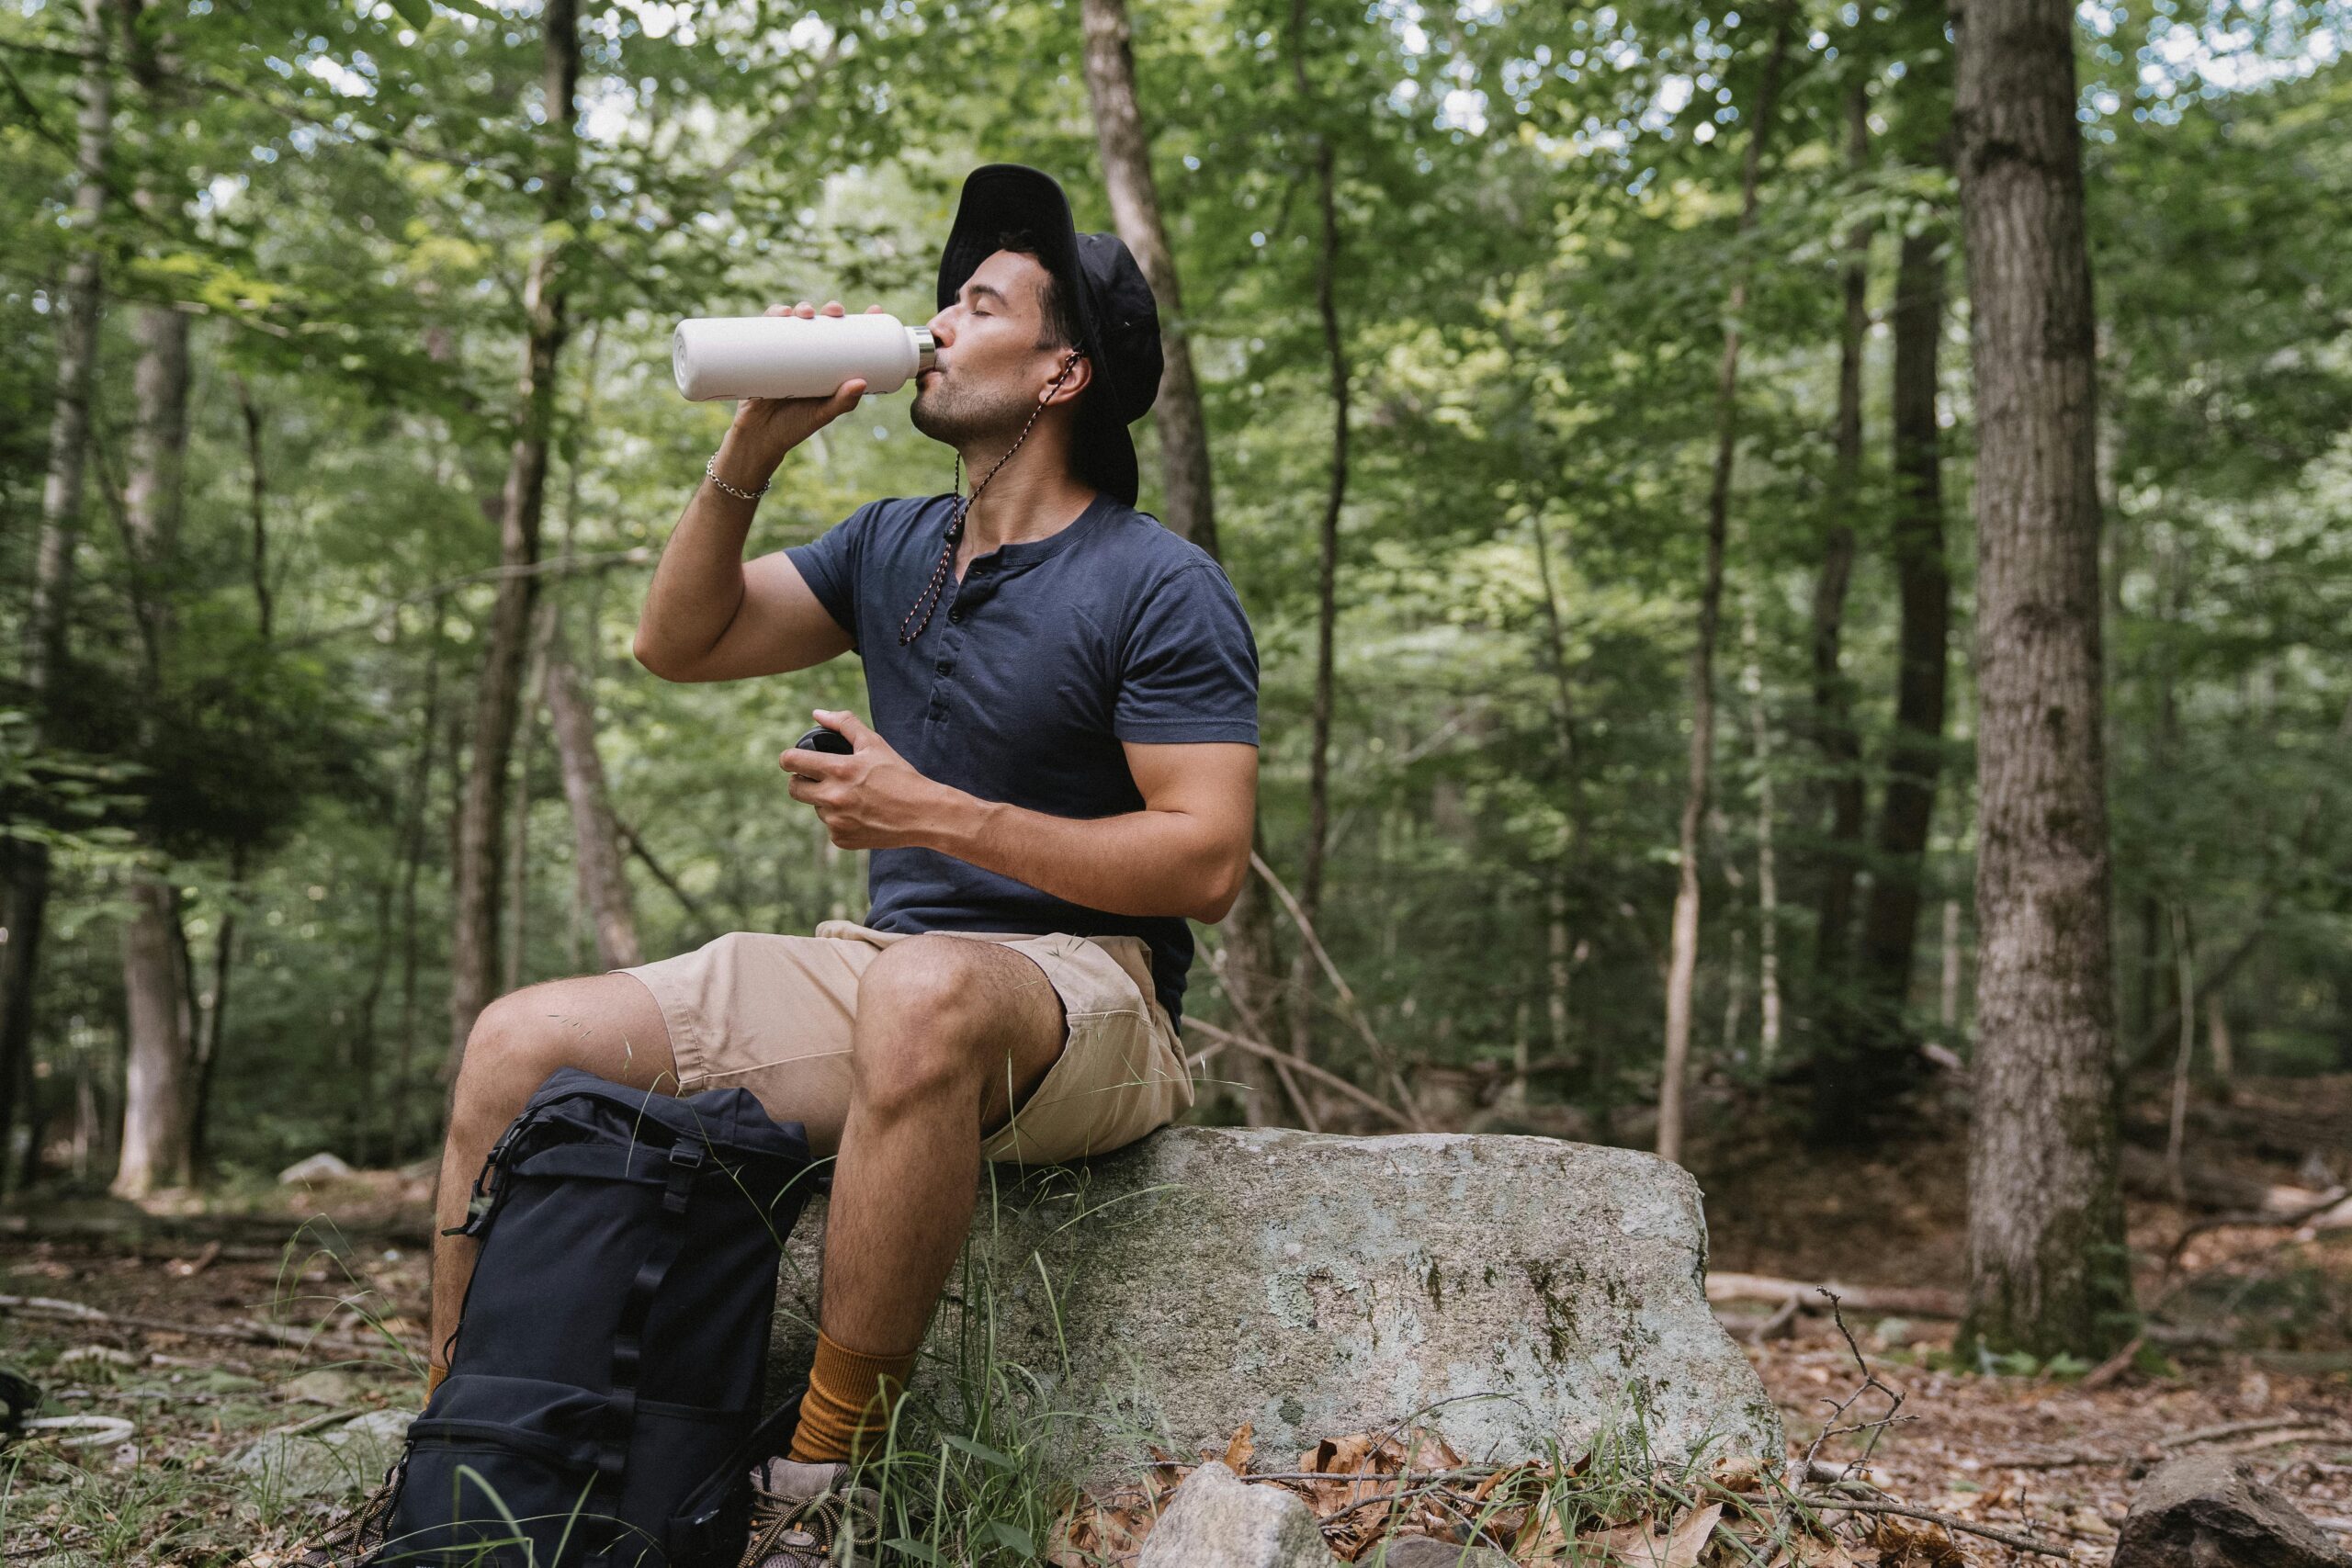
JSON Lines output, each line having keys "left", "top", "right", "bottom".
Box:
{"left": 378, "top": 1069, "right": 820, "bottom": 1567}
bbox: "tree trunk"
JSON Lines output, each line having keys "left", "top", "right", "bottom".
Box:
{"left": 112, "top": 878, "right": 194, "bottom": 1196}
{"left": 1657, "top": 10, "right": 1792, "bottom": 1167}
{"left": 1284, "top": 0, "right": 1349, "bottom": 1073}
{"left": 1954, "top": 0, "right": 2135, "bottom": 1357}
{"left": 1806, "top": 75, "right": 1871, "bottom": 1069}
{"left": 111, "top": 302, "right": 196, "bottom": 1200}
{"left": 1531, "top": 511, "right": 1584, "bottom": 1081}
{"left": 1080, "top": 0, "right": 1217, "bottom": 558}
{"left": 1, "top": 0, "right": 115, "bottom": 1190}
{"left": 1816, "top": 225, "right": 1952, "bottom": 1143}
{"left": 447, "top": 0, "right": 581, "bottom": 1072}
{"left": 544, "top": 626, "right": 642, "bottom": 970}
{"left": 1742, "top": 603, "right": 1782, "bottom": 1064}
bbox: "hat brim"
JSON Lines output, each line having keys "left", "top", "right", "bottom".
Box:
{"left": 936, "top": 165, "right": 1141, "bottom": 506}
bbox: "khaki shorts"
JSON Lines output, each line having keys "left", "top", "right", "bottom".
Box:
{"left": 614, "top": 920, "right": 1193, "bottom": 1165}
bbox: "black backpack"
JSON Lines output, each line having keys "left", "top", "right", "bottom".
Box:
{"left": 373, "top": 1068, "right": 819, "bottom": 1567}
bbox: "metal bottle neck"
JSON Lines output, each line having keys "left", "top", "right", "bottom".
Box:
{"left": 912, "top": 325, "right": 937, "bottom": 371}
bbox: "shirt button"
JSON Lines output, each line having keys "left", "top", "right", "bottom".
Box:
{"left": 935, "top": 659, "right": 954, "bottom": 673}
{"left": 947, "top": 607, "right": 965, "bottom": 624}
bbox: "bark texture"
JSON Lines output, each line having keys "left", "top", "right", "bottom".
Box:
{"left": 1658, "top": 11, "right": 1792, "bottom": 1167}
{"left": 447, "top": 0, "right": 580, "bottom": 1070}
{"left": 1953, "top": 0, "right": 2135, "bottom": 1356}
{"left": 1080, "top": 0, "right": 1218, "bottom": 558}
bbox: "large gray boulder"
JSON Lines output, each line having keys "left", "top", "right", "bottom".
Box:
{"left": 773, "top": 1128, "right": 1779, "bottom": 1484}
{"left": 2113, "top": 1452, "right": 2352, "bottom": 1568}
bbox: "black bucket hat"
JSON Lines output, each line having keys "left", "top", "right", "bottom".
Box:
{"left": 936, "top": 164, "right": 1163, "bottom": 506}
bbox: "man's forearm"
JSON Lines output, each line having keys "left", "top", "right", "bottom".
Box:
{"left": 926, "top": 790, "right": 1240, "bottom": 924}
{"left": 633, "top": 434, "right": 773, "bottom": 672}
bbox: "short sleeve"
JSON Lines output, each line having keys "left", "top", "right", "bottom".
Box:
{"left": 785, "top": 503, "right": 872, "bottom": 649}
{"left": 1114, "top": 563, "right": 1260, "bottom": 745}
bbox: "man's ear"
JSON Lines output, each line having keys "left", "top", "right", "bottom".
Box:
{"left": 1041, "top": 349, "right": 1092, "bottom": 408}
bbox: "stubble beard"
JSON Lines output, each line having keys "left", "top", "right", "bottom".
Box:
{"left": 909, "top": 374, "right": 1031, "bottom": 454}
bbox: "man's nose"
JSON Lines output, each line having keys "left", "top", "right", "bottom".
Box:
{"left": 924, "top": 308, "right": 955, "bottom": 344}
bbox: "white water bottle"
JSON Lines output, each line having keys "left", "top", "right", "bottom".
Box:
{"left": 671, "top": 313, "right": 938, "bottom": 401}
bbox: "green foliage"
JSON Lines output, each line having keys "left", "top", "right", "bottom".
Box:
{"left": 0, "top": 0, "right": 2347, "bottom": 1188}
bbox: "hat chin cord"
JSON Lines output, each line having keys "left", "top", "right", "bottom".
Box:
{"left": 897, "top": 350, "right": 1085, "bottom": 647}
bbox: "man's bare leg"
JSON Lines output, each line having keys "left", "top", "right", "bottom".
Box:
{"left": 790, "top": 935, "right": 1064, "bottom": 1459}
{"left": 428, "top": 973, "right": 678, "bottom": 1375}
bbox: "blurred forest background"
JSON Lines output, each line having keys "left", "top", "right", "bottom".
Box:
{"left": 3, "top": 0, "right": 2349, "bottom": 1337}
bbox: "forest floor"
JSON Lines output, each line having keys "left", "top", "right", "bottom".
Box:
{"left": 2, "top": 1074, "right": 2346, "bottom": 1565}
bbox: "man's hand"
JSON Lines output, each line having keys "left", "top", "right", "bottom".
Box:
{"left": 714, "top": 300, "right": 891, "bottom": 488}
{"left": 781, "top": 709, "right": 954, "bottom": 851}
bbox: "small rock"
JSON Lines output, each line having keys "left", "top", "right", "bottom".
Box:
{"left": 2113, "top": 1452, "right": 2352, "bottom": 1568}
{"left": 278, "top": 1369, "right": 359, "bottom": 1407}
{"left": 277, "top": 1152, "right": 356, "bottom": 1185}
{"left": 1376, "top": 1538, "right": 1513, "bottom": 1567}
{"left": 1136, "top": 1461, "right": 1339, "bottom": 1568}
{"left": 231, "top": 1409, "right": 411, "bottom": 1499}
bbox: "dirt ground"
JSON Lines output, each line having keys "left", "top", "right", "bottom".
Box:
{"left": 3, "top": 1076, "right": 2347, "bottom": 1564}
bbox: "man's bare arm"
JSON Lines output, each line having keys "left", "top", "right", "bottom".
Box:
{"left": 632, "top": 299, "right": 875, "bottom": 683}
{"left": 936, "top": 741, "right": 1257, "bottom": 923}
{"left": 782, "top": 715, "right": 1257, "bottom": 924}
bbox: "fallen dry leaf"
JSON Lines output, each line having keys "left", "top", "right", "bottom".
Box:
{"left": 1224, "top": 1421, "right": 1257, "bottom": 1472}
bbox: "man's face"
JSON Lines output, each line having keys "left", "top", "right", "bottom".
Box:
{"left": 911, "top": 249, "right": 1082, "bottom": 447}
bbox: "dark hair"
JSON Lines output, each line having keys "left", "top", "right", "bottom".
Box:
{"left": 994, "top": 229, "right": 1086, "bottom": 353}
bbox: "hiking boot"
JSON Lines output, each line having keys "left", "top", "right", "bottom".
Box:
{"left": 288, "top": 1455, "right": 401, "bottom": 1566}
{"left": 738, "top": 1457, "right": 881, "bottom": 1568}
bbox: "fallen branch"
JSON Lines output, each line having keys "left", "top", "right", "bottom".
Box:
{"left": 1249, "top": 852, "right": 1429, "bottom": 1131}
{"left": 1182, "top": 1020, "right": 1416, "bottom": 1133}
{"left": 1705, "top": 1273, "right": 1964, "bottom": 1319}
{"left": 2157, "top": 1414, "right": 2311, "bottom": 1450}
{"left": 0, "top": 1292, "right": 411, "bottom": 1360}
{"left": 1796, "top": 1495, "right": 2069, "bottom": 1558}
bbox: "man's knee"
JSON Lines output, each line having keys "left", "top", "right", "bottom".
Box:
{"left": 851, "top": 937, "right": 1005, "bottom": 1113}
{"left": 452, "top": 986, "right": 587, "bottom": 1130}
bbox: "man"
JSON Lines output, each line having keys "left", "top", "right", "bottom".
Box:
{"left": 431, "top": 165, "right": 1258, "bottom": 1566}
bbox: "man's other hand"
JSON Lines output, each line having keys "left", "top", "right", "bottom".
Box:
{"left": 781, "top": 709, "right": 950, "bottom": 851}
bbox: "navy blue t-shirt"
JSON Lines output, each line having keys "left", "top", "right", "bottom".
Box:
{"left": 786, "top": 491, "right": 1259, "bottom": 1025}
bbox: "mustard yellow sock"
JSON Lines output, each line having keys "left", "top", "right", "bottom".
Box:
{"left": 786, "top": 1331, "right": 917, "bottom": 1464}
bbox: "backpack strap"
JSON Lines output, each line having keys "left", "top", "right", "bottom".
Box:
{"left": 585, "top": 1137, "right": 706, "bottom": 1568}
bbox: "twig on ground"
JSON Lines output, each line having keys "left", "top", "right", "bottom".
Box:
{"left": 0, "top": 1292, "right": 411, "bottom": 1360}
{"left": 1748, "top": 1290, "right": 1804, "bottom": 1346}
{"left": 1801, "top": 1291, "right": 1910, "bottom": 1475}
{"left": 1796, "top": 1495, "right": 2070, "bottom": 1558}
{"left": 2079, "top": 1332, "right": 2146, "bottom": 1391}
{"left": 2157, "top": 1414, "right": 2309, "bottom": 1450}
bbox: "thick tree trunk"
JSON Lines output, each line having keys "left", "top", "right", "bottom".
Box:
{"left": 1954, "top": 0, "right": 2135, "bottom": 1356}
{"left": 544, "top": 626, "right": 642, "bottom": 970}
{"left": 447, "top": 0, "right": 580, "bottom": 1072}
{"left": 1080, "top": 0, "right": 1217, "bottom": 558}
{"left": 1657, "top": 12, "right": 1792, "bottom": 1166}
{"left": 112, "top": 303, "right": 196, "bottom": 1200}
{"left": 112, "top": 879, "right": 194, "bottom": 1196}
{"left": 1806, "top": 77, "right": 1871, "bottom": 1066}
{"left": 1, "top": 0, "right": 115, "bottom": 1189}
